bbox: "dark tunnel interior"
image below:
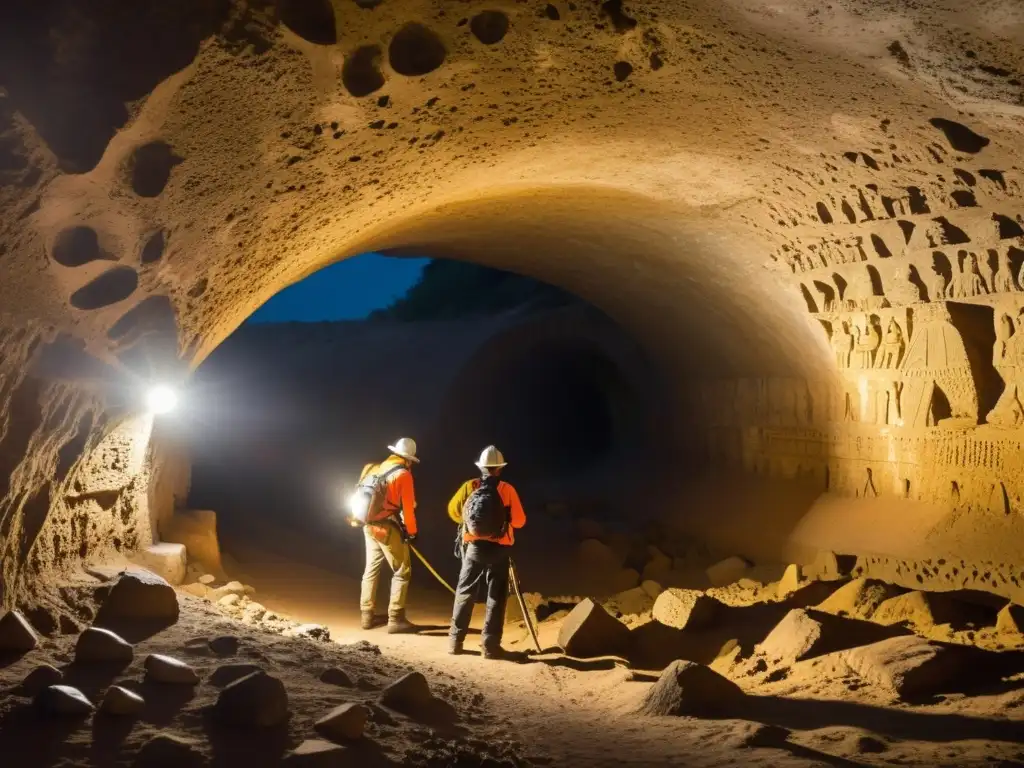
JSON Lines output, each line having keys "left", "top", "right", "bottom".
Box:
{"left": 183, "top": 257, "right": 671, "bottom": 578}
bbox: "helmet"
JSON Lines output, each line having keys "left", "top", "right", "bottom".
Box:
{"left": 388, "top": 437, "right": 420, "bottom": 463}
{"left": 474, "top": 445, "right": 507, "bottom": 469}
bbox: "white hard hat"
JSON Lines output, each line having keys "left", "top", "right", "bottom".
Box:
{"left": 388, "top": 437, "right": 419, "bottom": 463}
{"left": 475, "top": 445, "right": 507, "bottom": 469}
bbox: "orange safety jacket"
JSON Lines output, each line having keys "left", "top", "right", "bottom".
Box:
{"left": 447, "top": 477, "right": 525, "bottom": 546}
{"left": 359, "top": 456, "right": 417, "bottom": 538}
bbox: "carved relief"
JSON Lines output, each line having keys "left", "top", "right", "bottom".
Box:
{"left": 854, "top": 315, "right": 881, "bottom": 369}
{"left": 876, "top": 318, "right": 904, "bottom": 369}
{"left": 832, "top": 320, "right": 855, "bottom": 368}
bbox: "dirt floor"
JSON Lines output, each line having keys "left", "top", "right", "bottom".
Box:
{"left": 3, "top": 528, "right": 1024, "bottom": 768}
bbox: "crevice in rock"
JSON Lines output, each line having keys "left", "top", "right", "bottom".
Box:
{"left": 70, "top": 267, "right": 139, "bottom": 311}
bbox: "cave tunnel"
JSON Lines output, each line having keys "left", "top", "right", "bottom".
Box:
{"left": 2, "top": 2, "right": 1024, "bottom": 762}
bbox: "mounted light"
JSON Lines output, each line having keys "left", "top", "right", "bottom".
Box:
{"left": 146, "top": 384, "right": 179, "bottom": 415}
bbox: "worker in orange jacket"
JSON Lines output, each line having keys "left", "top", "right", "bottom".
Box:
{"left": 358, "top": 438, "right": 419, "bottom": 633}
{"left": 446, "top": 445, "right": 526, "bottom": 659}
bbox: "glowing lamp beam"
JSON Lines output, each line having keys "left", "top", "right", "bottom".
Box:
{"left": 146, "top": 385, "right": 179, "bottom": 415}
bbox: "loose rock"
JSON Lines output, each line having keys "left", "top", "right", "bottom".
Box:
{"left": 315, "top": 702, "right": 369, "bottom": 741}
{"left": 0, "top": 610, "right": 39, "bottom": 652}
{"left": 75, "top": 627, "right": 134, "bottom": 663}
{"left": 36, "top": 684, "right": 95, "bottom": 716}
{"left": 558, "top": 598, "right": 631, "bottom": 658}
{"left": 242, "top": 602, "right": 267, "bottom": 622}
{"left": 641, "top": 580, "right": 662, "bottom": 599}
{"left": 288, "top": 623, "right": 331, "bottom": 642}
{"left": 132, "top": 542, "right": 187, "bottom": 586}
{"left": 209, "top": 635, "right": 239, "bottom": 656}
{"left": 145, "top": 653, "right": 200, "bottom": 684}
{"left": 286, "top": 739, "right": 349, "bottom": 766}
{"left": 380, "top": 671, "right": 433, "bottom": 711}
{"left": 320, "top": 667, "right": 353, "bottom": 686}
{"left": 996, "top": 603, "right": 1024, "bottom": 634}
{"left": 180, "top": 583, "right": 209, "bottom": 599}
{"left": 198, "top": 574, "right": 216, "bottom": 585}
{"left": 214, "top": 671, "right": 289, "bottom": 726}
{"left": 96, "top": 571, "right": 179, "bottom": 624}
{"left": 209, "top": 581, "right": 247, "bottom": 602}
{"left": 816, "top": 578, "right": 903, "bottom": 620}
{"left": 705, "top": 556, "right": 751, "bottom": 588}
{"left": 777, "top": 564, "right": 804, "bottom": 598}
{"left": 652, "top": 588, "right": 721, "bottom": 631}
{"left": 873, "top": 591, "right": 994, "bottom": 630}
{"left": 837, "top": 635, "right": 973, "bottom": 699}
{"left": 639, "top": 660, "right": 743, "bottom": 716}
{"left": 102, "top": 685, "right": 146, "bottom": 715}
{"left": 135, "top": 733, "right": 203, "bottom": 768}
{"left": 218, "top": 594, "right": 241, "bottom": 608}
{"left": 20, "top": 664, "right": 63, "bottom": 696}
{"left": 757, "top": 608, "right": 907, "bottom": 664}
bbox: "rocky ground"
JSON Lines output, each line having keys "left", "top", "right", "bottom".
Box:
{"left": 3, "top": 519, "right": 1024, "bottom": 767}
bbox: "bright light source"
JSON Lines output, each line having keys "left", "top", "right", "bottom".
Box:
{"left": 146, "top": 385, "right": 179, "bottom": 415}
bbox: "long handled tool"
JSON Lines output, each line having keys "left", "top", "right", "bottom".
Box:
{"left": 410, "top": 543, "right": 456, "bottom": 595}
{"left": 508, "top": 558, "right": 542, "bottom": 653}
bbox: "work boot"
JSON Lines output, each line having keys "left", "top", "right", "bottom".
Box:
{"left": 360, "top": 610, "right": 375, "bottom": 630}
{"left": 448, "top": 635, "right": 464, "bottom": 655}
{"left": 482, "top": 645, "right": 509, "bottom": 660}
{"left": 386, "top": 610, "right": 417, "bottom": 634}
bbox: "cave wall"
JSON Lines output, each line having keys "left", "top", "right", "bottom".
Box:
{"left": 0, "top": 0, "right": 1022, "bottom": 601}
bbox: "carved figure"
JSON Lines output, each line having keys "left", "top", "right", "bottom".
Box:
{"left": 855, "top": 318, "right": 881, "bottom": 369}
{"left": 876, "top": 319, "right": 904, "bottom": 369}
{"left": 832, "top": 321, "right": 854, "bottom": 368}
{"left": 886, "top": 380, "right": 903, "bottom": 425}
{"left": 928, "top": 263, "right": 948, "bottom": 302}
{"left": 995, "top": 313, "right": 1013, "bottom": 365}
{"left": 994, "top": 249, "right": 1017, "bottom": 293}
{"left": 963, "top": 252, "right": 988, "bottom": 297}
{"left": 986, "top": 384, "right": 1024, "bottom": 427}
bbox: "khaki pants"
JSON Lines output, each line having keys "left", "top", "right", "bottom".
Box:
{"left": 359, "top": 524, "right": 411, "bottom": 617}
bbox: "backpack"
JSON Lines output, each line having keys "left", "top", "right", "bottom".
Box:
{"left": 462, "top": 475, "right": 509, "bottom": 539}
{"left": 350, "top": 465, "right": 404, "bottom": 525}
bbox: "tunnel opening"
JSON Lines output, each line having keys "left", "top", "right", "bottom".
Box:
{"left": 184, "top": 253, "right": 666, "bottom": 589}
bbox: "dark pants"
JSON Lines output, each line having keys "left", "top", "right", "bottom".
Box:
{"left": 449, "top": 541, "right": 510, "bottom": 650}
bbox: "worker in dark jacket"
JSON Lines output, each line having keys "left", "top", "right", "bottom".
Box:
{"left": 446, "top": 445, "right": 526, "bottom": 659}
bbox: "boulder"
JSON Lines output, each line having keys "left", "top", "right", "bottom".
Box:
{"left": 218, "top": 594, "right": 241, "bottom": 608}
{"left": 209, "top": 635, "right": 239, "bottom": 656}
{"left": 20, "top": 664, "right": 63, "bottom": 696}
{"left": 804, "top": 550, "right": 856, "bottom": 582}
{"left": 314, "top": 702, "right": 369, "bottom": 741}
{"left": 557, "top": 598, "right": 631, "bottom": 658}
{"left": 320, "top": 667, "right": 353, "bottom": 687}
{"left": 135, "top": 733, "right": 203, "bottom": 768}
{"left": 209, "top": 581, "right": 247, "bottom": 603}
{"left": 874, "top": 591, "right": 994, "bottom": 630}
{"left": 641, "top": 546, "right": 673, "bottom": 583}
{"left": 101, "top": 685, "right": 145, "bottom": 715}
{"left": 638, "top": 660, "right": 743, "bottom": 716}
{"left": 179, "top": 583, "right": 209, "bottom": 599}
{"left": 35, "top": 684, "right": 95, "bottom": 716}
{"left": 214, "top": 671, "right": 289, "bottom": 727}
{"left": 287, "top": 624, "right": 331, "bottom": 642}
{"left": 285, "top": 739, "right": 349, "bottom": 766}
{"left": 0, "top": 610, "right": 39, "bottom": 652}
{"left": 815, "top": 578, "right": 903, "bottom": 620}
{"left": 145, "top": 654, "right": 200, "bottom": 684}
{"left": 578, "top": 538, "right": 622, "bottom": 568}
{"left": 242, "top": 602, "right": 267, "bottom": 622}
{"left": 198, "top": 574, "right": 216, "bottom": 585}
{"left": 211, "top": 663, "right": 263, "bottom": 687}
{"left": 96, "top": 571, "right": 179, "bottom": 624}
{"left": 757, "top": 608, "right": 907, "bottom": 664}
{"left": 652, "top": 589, "right": 721, "bottom": 631}
{"left": 132, "top": 543, "right": 187, "bottom": 586}
{"left": 75, "top": 627, "right": 134, "bottom": 663}
{"left": 380, "top": 671, "right": 433, "bottom": 712}
{"left": 776, "top": 564, "right": 804, "bottom": 598}
{"left": 836, "top": 635, "right": 974, "bottom": 699}
{"left": 641, "top": 580, "right": 662, "bottom": 599}
{"left": 160, "top": 509, "right": 225, "bottom": 578}
{"left": 705, "top": 556, "right": 751, "bottom": 588}
{"left": 996, "top": 603, "right": 1024, "bottom": 635}
{"left": 603, "top": 587, "right": 654, "bottom": 622}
